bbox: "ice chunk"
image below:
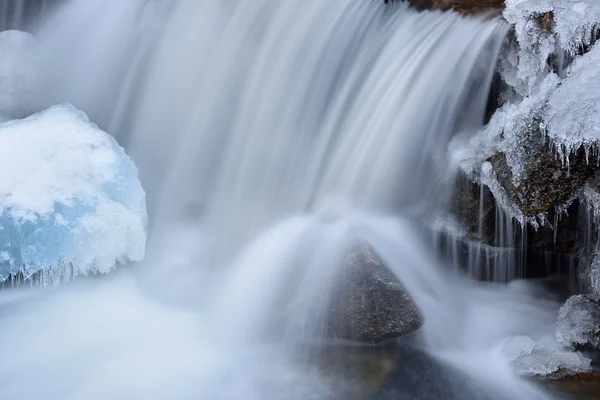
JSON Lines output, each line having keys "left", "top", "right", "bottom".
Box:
{"left": 0, "top": 30, "right": 37, "bottom": 122}
{"left": 504, "top": 0, "right": 600, "bottom": 96}
{"left": 503, "top": 0, "right": 556, "bottom": 96}
{"left": 545, "top": 43, "right": 600, "bottom": 154}
{"left": 449, "top": 74, "right": 559, "bottom": 226}
{"left": 557, "top": 294, "right": 600, "bottom": 350}
{"left": 451, "top": 73, "right": 559, "bottom": 185}
{"left": 0, "top": 103, "right": 147, "bottom": 282}
{"left": 503, "top": 335, "right": 591, "bottom": 378}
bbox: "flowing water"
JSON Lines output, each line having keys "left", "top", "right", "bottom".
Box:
{"left": 0, "top": 1, "right": 568, "bottom": 399}
{"left": 0, "top": 0, "right": 53, "bottom": 31}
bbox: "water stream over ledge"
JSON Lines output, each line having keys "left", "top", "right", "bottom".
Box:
{"left": 0, "top": 0, "right": 579, "bottom": 398}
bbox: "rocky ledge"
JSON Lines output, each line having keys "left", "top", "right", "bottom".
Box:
{"left": 386, "top": 0, "right": 505, "bottom": 15}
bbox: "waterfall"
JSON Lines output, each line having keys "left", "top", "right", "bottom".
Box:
{"left": 0, "top": 0, "right": 55, "bottom": 31}
{"left": 0, "top": 1, "right": 559, "bottom": 399}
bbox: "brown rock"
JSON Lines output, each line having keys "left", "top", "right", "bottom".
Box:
{"left": 386, "top": 0, "right": 505, "bottom": 15}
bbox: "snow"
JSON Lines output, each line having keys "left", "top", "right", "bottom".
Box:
{"left": 503, "top": 335, "right": 591, "bottom": 378}
{"left": 0, "top": 30, "right": 37, "bottom": 122}
{"left": 0, "top": 103, "right": 147, "bottom": 282}
{"left": 544, "top": 43, "right": 600, "bottom": 155}
{"left": 556, "top": 294, "right": 600, "bottom": 350}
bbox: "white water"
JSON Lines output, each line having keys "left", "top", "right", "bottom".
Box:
{"left": 0, "top": 1, "right": 564, "bottom": 399}
{"left": 0, "top": 0, "right": 53, "bottom": 31}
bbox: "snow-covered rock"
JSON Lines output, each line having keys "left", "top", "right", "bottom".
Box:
{"left": 503, "top": 335, "right": 591, "bottom": 378}
{"left": 451, "top": 3, "right": 600, "bottom": 223}
{"left": 545, "top": 42, "right": 600, "bottom": 156}
{"left": 0, "top": 103, "right": 147, "bottom": 283}
{"left": 557, "top": 294, "right": 600, "bottom": 350}
{"left": 0, "top": 30, "right": 37, "bottom": 122}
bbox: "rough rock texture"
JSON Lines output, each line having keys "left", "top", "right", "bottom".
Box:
{"left": 389, "top": 0, "right": 505, "bottom": 15}
{"left": 543, "top": 372, "right": 600, "bottom": 400}
{"left": 489, "top": 143, "right": 597, "bottom": 217}
{"left": 557, "top": 294, "right": 600, "bottom": 351}
{"left": 327, "top": 243, "right": 423, "bottom": 343}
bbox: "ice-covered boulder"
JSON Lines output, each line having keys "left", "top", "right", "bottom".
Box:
{"left": 503, "top": 0, "right": 600, "bottom": 97}
{"left": 0, "top": 30, "right": 37, "bottom": 122}
{"left": 545, "top": 43, "right": 600, "bottom": 155}
{"left": 503, "top": 335, "right": 591, "bottom": 378}
{"left": 326, "top": 243, "right": 423, "bottom": 343}
{"left": 557, "top": 294, "right": 600, "bottom": 351}
{"left": 0, "top": 103, "right": 147, "bottom": 283}
{"left": 451, "top": 4, "right": 600, "bottom": 224}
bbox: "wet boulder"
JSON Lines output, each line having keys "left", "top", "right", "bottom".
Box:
{"left": 326, "top": 243, "right": 423, "bottom": 344}
{"left": 489, "top": 144, "right": 597, "bottom": 218}
{"left": 557, "top": 294, "right": 600, "bottom": 351}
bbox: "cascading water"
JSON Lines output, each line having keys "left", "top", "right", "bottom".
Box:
{"left": 0, "top": 1, "right": 568, "bottom": 399}
{"left": 0, "top": 0, "right": 53, "bottom": 31}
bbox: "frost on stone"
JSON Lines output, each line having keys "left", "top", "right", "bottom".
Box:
{"left": 503, "top": 335, "right": 591, "bottom": 378}
{"left": 0, "top": 103, "right": 147, "bottom": 282}
{"left": 504, "top": 0, "right": 600, "bottom": 96}
{"left": 0, "top": 30, "right": 37, "bottom": 122}
{"left": 557, "top": 294, "right": 600, "bottom": 350}
{"left": 451, "top": 74, "right": 559, "bottom": 183}
{"left": 449, "top": 73, "right": 559, "bottom": 224}
{"left": 544, "top": 43, "right": 600, "bottom": 159}
{"left": 450, "top": 0, "right": 600, "bottom": 240}
{"left": 479, "top": 162, "right": 528, "bottom": 227}
{"left": 503, "top": 1, "right": 556, "bottom": 96}
{"left": 487, "top": 73, "right": 559, "bottom": 186}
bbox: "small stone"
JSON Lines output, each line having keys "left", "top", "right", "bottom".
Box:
{"left": 326, "top": 243, "right": 423, "bottom": 343}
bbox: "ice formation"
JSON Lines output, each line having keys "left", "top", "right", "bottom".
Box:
{"left": 452, "top": 73, "right": 559, "bottom": 187}
{"left": 0, "top": 30, "right": 37, "bottom": 122}
{"left": 586, "top": 252, "right": 600, "bottom": 295}
{"left": 503, "top": 335, "right": 591, "bottom": 378}
{"left": 504, "top": 0, "right": 600, "bottom": 96}
{"left": 0, "top": 103, "right": 147, "bottom": 283}
{"left": 448, "top": 71, "right": 558, "bottom": 228}
{"left": 556, "top": 294, "right": 600, "bottom": 350}
{"left": 545, "top": 42, "right": 600, "bottom": 155}
{"left": 451, "top": 0, "right": 600, "bottom": 221}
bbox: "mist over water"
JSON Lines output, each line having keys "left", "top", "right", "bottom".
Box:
{"left": 0, "top": 1, "right": 563, "bottom": 399}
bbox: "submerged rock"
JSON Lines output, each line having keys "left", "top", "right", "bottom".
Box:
{"left": 557, "top": 294, "right": 600, "bottom": 351}
{"left": 327, "top": 243, "right": 423, "bottom": 344}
